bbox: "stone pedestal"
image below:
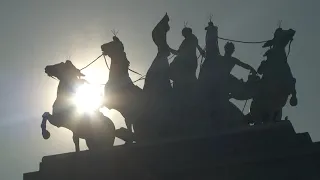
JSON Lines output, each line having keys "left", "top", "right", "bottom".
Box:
{"left": 24, "top": 121, "right": 320, "bottom": 180}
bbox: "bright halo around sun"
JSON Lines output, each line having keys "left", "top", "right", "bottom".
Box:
{"left": 72, "top": 83, "right": 103, "bottom": 114}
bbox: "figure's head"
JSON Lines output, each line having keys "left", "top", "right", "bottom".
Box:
{"left": 45, "top": 60, "right": 84, "bottom": 81}
{"left": 101, "top": 36, "right": 125, "bottom": 58}
{"left": 263, "top": 28, "right": 296, "bottom": 49}
{"left": 182, "top": 27, "right": 192, "bottom": 38}
{"left": 205, "top": 21, "right": 215, "bottom": 30}
{"left": 224, "top": 42, "right": 235, "bottom": 55}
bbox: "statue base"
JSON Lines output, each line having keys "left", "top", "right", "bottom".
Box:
{"left": 24, "top": 120, "right": 320, "bottom": 180}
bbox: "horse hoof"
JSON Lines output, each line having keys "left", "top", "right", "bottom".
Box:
{"left": 42, "top": 112, "right": 51, "bottom": 119}
{"left": 290, "top": 97, "right": 298, "bottom": 106}
{"left": 42, "top": 129, "right": 51, "bottom": 140}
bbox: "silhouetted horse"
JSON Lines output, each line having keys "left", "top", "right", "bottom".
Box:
{"left": 231, "top": 28, "right": 298, "bottom": 124}
{"left": 102, "top": 36, "right": 173, "bottom": 142}
{"left": 101, "top": 36, "right": 144, "bottom": 143}
{"left": 41, "top": 60, "right": 115, "bottom": 152}
{"left": 101, "top": 14, "right": 187, "bottom": 142}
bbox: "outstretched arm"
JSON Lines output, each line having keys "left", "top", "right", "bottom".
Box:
{"left": 234, "top": 58, "right": 256, "bottom": 73}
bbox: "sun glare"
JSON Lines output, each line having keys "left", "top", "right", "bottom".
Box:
{"left": 72, "top": 83, "right": 103, "bottom": 114}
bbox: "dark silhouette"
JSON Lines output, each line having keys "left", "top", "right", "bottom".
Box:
{"left": 41, "top": 60, "right": 116, "bottom": 152}
{"left": 198, "top": 19, "right": 220, "bottom": 85}
{"left": 145, "top": 13, "right": 172, "bottom": 95}
{"left": 216, "top": 42, "right": 257, "bottom": 97}
{"left": 195, "top": 20, "right": 222, "bottom": 135}
{"left": 101, "top": 38, "right": 159, "bottom": 143}
{"left": 205, "top": 20, "right": 220, "bottom": 58}
{"left": 101, "top": 36, "right": 143, "bottom": 144}
{"left": 102, "top": 14, "right": 180, "bottom": 143}
{"left": 28, "top": 13, "right": 313, "bottom": 180}
{"left": 198, "top": 20, "right": 219, "bottom": 87}
{"left": 169, "top": 27, "right": 205, "bottom": 133}
{"left": 231, "top": 28, "right": 298, "bottom": 124}
{"left": 197, "top": 20, "right": 254, "bottom": 132}
{"left": 142, "top": 13, "right": 177, "bottom": 140}
{"left": 169, "top": 27, "right": 205, "bottom": 85}
{"left": 206, "top": 42, "right": 255, "bottom": 131}
{"left": 250, "top": 27, "right": 297, "bottom": 124}
{"left": 151, "top": 13, "right": 171, "bottom": 57}
{"left": 40, "top": 14, "right": 300, "bottom": 152}
{"left": 26, "top": 120, "right": 320, "bottom": 180}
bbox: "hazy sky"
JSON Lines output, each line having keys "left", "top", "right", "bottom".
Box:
{"left": 1, "top": 0, "right": 319, "bottom": 179}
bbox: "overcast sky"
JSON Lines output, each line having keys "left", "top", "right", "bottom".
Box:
{"left": 0, "top": 0, "right": 319, "bottom": 179}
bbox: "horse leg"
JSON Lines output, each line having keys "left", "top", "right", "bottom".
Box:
{"left": 245, "top": 113, "right": 254, "bottom": 125}
{"left": 125, "top": 121, "right": 133, "bottom": 133}
{"left": 272, "top": 110, "right": 282, "bottom": 122}
{"left": 248, "top": 100, "right": 263, "bottom": 125}
{"left": 41, "top": 112, "right": 51, "bottom": 139}
{"left": 73, "top": 134, "right": 80, "bottom": 152}
{"left": 123, "top": 120, "right": 135, "bottom": 145}
{"left": 261, "top": 112, "right": 272, "bottom": 124}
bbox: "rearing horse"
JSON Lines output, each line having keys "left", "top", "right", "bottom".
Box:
{"left": 101, "top": 14, "right": 183, "bottom": 142}
{"left": 41, "top": 60, "right": 116, "bottom": 152}
{"left": 101, "top": 36, "right": 144, "bottom": 143}
{"left": 232, "top": 27, "right": 298, "bottom": 124}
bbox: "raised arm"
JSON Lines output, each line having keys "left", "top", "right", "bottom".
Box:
{"left": 234, "top": 58, "right": 256, "bottom": 73}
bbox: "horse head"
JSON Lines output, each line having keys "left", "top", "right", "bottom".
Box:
{"left": 263, "top": 28, "right": 295, "bottom": 50}
{"left": 45, "top": 60, "right": 84, "bottom": 81}
{"left": 101, "top": 36, "right": 125, "bottom": 60}
{"left": 45, "top": 63, "right": 62, "bottom": 79}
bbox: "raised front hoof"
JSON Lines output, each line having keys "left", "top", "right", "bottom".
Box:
{"left": 42, "top": 112, "right": 51, "bottom": 119}
{"left": 42, "top": 129, "right": 51, "bottom": 140}
{"left": 290, "top": 96, "right": 298, "bottom": 106}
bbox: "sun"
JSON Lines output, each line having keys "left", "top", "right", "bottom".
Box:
{"left": 72, "top": 83, "right": 103, "bottom": 114}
